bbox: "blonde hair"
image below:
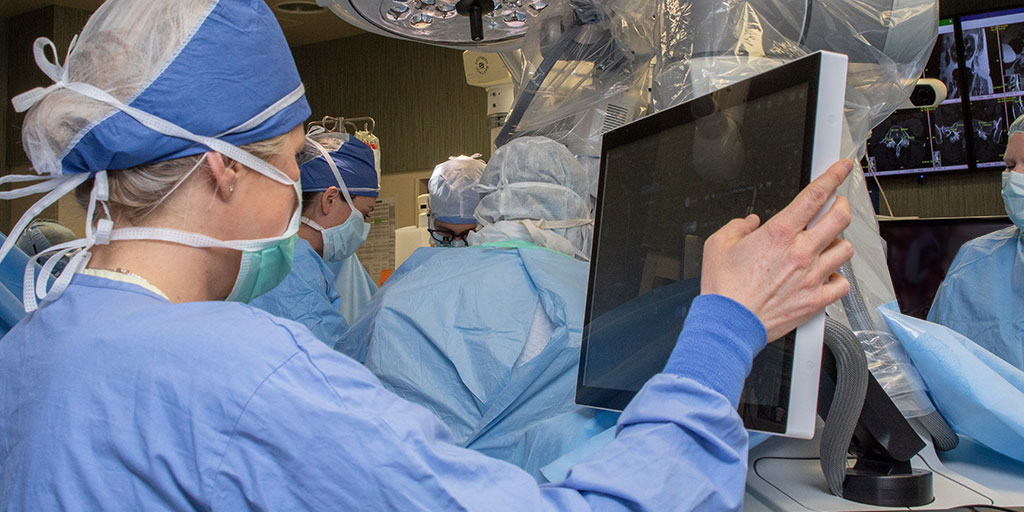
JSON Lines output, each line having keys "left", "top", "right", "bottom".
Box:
{"left": 75, "top": 134, "right": 292, "bottom": 225}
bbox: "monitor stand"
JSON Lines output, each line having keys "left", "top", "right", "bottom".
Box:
{"left": 743, "top": 420, "right": 1024, "bottom": 511}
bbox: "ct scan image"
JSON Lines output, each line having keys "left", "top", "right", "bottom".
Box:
{"left": 867, "top": 110, "right": 931, "bottom": 172}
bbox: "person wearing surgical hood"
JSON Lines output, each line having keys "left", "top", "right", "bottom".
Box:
{"left": 0, "top": 0, "right": 857, "bottom": 507}
{"left": 928, "top": 114, "right": 1024, "bottom": 370}
{"left": 341, "top": 137, "right": 610, "bottom": 477}
{"left": 426, "top": 154, "right": 486, "bottom": 247}
{"left": 249, "top": 134, "right": 376, "bottom": 350}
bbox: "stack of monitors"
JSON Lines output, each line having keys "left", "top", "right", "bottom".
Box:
{"left": 866, "top": 8, "right": 1024, "bottom": 176}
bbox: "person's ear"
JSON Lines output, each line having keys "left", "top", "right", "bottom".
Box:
{"left": 205, "top": 151, "right": 240, "bottom": 200}
{"left": 320, "top": 187, "right": 337, "bottom": 217}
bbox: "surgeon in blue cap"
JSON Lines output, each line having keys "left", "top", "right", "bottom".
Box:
{"left": 315, "top": 133, "right": 382, "bottom": 326}
{"left": 929, "top": 113, "right": 1024, "bottom": 370}
{"left": 251, "top": 133, "right": 378, "bottom": 350}
{"left": 0, "top": 0, "right": 855, "bottom": 509}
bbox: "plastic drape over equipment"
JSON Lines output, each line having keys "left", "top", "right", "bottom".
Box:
{"left": 651, "top": 0, "right": 941, "bottom": 421}
{"left": 495, "top": 0, "right": 658, "bottom": 198}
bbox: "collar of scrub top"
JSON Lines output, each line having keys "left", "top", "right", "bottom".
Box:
{"left": 0, "top": 0, "right": 312, "bottom": 311}
{"left": 300, "top": 138, "right": 380, "bottom": 197}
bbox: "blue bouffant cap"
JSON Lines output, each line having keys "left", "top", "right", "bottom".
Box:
{"left": 300, "top": 138, "right": 380, "bottom": 197}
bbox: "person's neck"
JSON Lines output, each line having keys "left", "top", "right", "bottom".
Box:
{"left": 299, "top": 222, "right": 323, "bottom": 256}
{"left": 87, "top": 241, "right": 232, "bottom": 303}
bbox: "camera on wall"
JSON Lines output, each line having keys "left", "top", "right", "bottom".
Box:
{"left": 899, "top": 78, "right": 948, "bottom": 109}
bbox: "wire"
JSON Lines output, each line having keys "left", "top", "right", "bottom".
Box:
{"left": 863, "top": 153, "right": 895, "bottom": 217}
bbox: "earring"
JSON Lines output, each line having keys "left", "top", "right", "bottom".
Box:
{"left": 228, "top": 185, "right": 235, "bottom": 193}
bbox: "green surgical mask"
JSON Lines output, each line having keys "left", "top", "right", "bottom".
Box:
{"left": 226, "top": 179, "right": 303, "bottom": 303}
{"left": 226, "top": 233, "right": 298, "bottom": 302}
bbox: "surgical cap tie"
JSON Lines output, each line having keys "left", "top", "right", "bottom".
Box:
{"left": 11, "top": 36, "right": 77, "bottom": 113}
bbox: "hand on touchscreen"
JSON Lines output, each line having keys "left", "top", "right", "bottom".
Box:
{"left": 700, "top": 159, "right": 855, "bottom": 342}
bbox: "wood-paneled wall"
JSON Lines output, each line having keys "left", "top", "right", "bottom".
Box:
{"left": 292, "top": 33, "right": 491, "bottom": 174}
{"left": 1, "top": 16, "right": 8, "bottom": 232}
{"left": 2, "top": 6, "right": 91, "bottom": 236}
{"left": 876, "top": 169, "right": 1006, "bottom": 218}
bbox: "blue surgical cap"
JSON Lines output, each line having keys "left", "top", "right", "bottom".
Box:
{"left": 301, "top": 138, "right": 380, "bottom": 197}
{"left": 18, "top": 0, "right": 311, "bottom": 175}
{"left": 428, "top": 155, "right": 486, "bottom": 224}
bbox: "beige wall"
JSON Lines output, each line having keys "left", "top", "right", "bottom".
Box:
{"left": 292, "top": 33, "right": 491, "bottom": 174}
{"left": 380, "top": 168, "right": 433, "bottom": 229}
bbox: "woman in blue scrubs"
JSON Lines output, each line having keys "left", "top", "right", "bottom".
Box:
{"left": 0, "top": 0, "right": 855, "bottom": 509}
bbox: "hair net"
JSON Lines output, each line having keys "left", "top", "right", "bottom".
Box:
{"left": 428, "top": 155, "right": 487, "bottom": 225}
{"left": 1011, "top": 114, "right": 1024, "bottom": 136}
{"left": 300, "top": 137, "right": 380, "bottom": 197}
{"left": 469, "top": 136, "right": 593, "bottom": 259}
{"left": 15, "top": 0, "right": 310, "bottom": 176}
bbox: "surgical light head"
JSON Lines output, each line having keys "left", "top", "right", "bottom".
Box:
{"left": 318, "top": 0, "right": 551, "bottom": 50}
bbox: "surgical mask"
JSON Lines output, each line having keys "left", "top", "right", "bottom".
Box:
{"left": 1003, "top": 171, "right": 1024, "bottom": 232}
{"left": 301, "top": 211, "right": 369, "bottom": 263}
{"left": 227, "top": 180, "right": 303, "bottom": 303}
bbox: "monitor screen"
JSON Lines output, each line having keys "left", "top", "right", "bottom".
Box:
{"left": 866, "top": 9, "right": 1024, "bottom": 177}
{"left": 866, "top": 19, "right": 972, "bottom": 176}
{"left": 879, "top": 216, "right": 1012, "bottom": 319}
{"left": 962, "top": 8, "right": 1024, "bottom": 170}
{"left": 577, "top": 55, "right": 826, "bottom": 433}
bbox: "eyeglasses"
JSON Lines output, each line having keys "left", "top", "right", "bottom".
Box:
{"left": 428, "top": 228, "right": 468, "bottom": 245}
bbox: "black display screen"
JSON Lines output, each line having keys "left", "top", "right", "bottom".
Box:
{"left": 879, "top": 216, "right": 1012, "bottom": 319}
{"left": 577, "top": 54, "right": 823, "bottom": 433}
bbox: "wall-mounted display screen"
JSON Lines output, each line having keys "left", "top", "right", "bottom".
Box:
{"left": 866, "top": 9, "right": 1024, "bottom": 177}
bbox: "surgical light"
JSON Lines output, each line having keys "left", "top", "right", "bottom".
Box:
{"left": 318, "top": 0, "right": 549, "bottom": 49}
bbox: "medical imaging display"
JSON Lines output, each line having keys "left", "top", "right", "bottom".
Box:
{"left": 867, "top": 9, "right": 1024, "bottom": 176}
{"left": 867, "top": 110, "right": 931, "bottom": 171}
{"left": 579, "top": 74, "right": 814, "bottom": 432}
{"left": 965, "top": 10, "right": 1024, "bottom": 169}
{"left": 934, "top": 29, "right": 963, "bottom": 100}
{"left": 931, "top": 101, "right": 969, "bottom": 168}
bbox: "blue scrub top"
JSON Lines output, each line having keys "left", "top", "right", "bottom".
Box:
{"left": 326, "top": 253, "right": 378, "bottom": 327}
{"left": 250, "top": 237, "right": 348, "bottom": 349}
{"left": 0, "top": 273, "right": 761, "bottom": 510}
{"left": 929, "top": 226, "right": 1024, "bottom": 370}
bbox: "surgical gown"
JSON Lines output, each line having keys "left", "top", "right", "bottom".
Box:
{"left": 0, "top": 272, "right": 763, "bottom": 510}
{"left": 327, "top": 252, "right": 377, "bottom": 326}
{"left": 250, "top": 237, "right": 348, "bottom": 349}
{"left": 341, "top": 243, "right": 615, "bottom": 478}
{"left": 928, "top": 226, "right": 1024, "bottom": 370}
